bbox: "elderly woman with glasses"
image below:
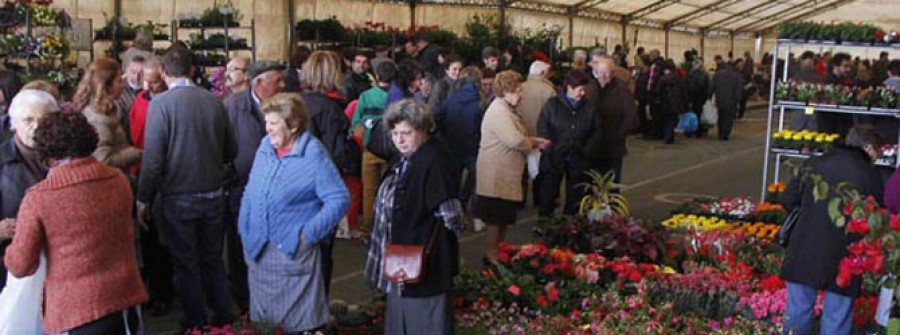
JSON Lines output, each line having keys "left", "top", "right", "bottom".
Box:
{"left": 239, "top": 93, "right": 349, "bottom": 333}
{"left": 364, "top": 98, "right": 464, "bottom": 335}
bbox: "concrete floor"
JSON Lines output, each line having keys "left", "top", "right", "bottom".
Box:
{"left": 147, "top": 105, "right": 773, "bottom": 333}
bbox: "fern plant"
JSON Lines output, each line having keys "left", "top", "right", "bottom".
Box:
{"left": 577, "top": 170, "right": 629, "bottom": 220}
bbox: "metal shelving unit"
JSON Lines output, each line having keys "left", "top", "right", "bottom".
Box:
{"left": 760, "top": 40, "right": 900, "bottom": 201}
{"left": 174, "top": 18, "right": 256, "bottom": 66}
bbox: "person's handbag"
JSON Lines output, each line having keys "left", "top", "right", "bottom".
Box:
{"left": 777, "top": 207, "right": 801, "bottom": 247}
{"left": 383, "top": 223, "right": 440, "bottom": 286}
{"left": 701, "top": 101, "right": 718, "bottom": 126}
{"left": 676, "top": 111, "right": 699, "bottom": 133}
{"left": 777, "top": 170, "right": 807, "bottom": 247}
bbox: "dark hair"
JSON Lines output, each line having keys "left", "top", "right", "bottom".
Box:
{"left": 844, "top": 124, "right": 885, "bottom": 154}
{"left": 880, "top": 51, "right": 890, "bottom": 59}
{"left": 889, "top": 60, "right": 900, "bottom": 76}
{"left": 829, "top": 52, "right": 852, "bottom": 71}
{"left": 163, "top": 48, "right": 193, "bottom": 77}
{"left": 637, "top": 46, "right": 645, "bottom": 54}
{"left": 0, "top": 70, "right": 23, "bottom": 104}
{"left": 800, "top": 51, "right": 816, "bottom": 61}
{"left": 482, "top": 68, "right": 496, "bottom": 79}
{"left": 375, "top": 61, "right": 398, "bottom": 84}
{"left": 482, "top": 46, "right": 498, "bottom": 59}
{"left": 290, "top": 45, "right": 311, "bottom": 68}
{"left": 397, "top": 59, "right": 423, "bottom": 98}
{"left": 374, "top": 45, "right": 389, "bottom": 53}
{"left": 34, "top": 112, "right": 98, "bottom": 162}
{"left": 563, "top": 69, "right": 589, "bottom": 88}
{"left": 442, "top": 54, "right": 462, "bottom": 70}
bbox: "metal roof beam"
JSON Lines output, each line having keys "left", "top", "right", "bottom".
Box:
{"left": 731, "top": 0, "right": 837, "bottom": 32}
{"left": 750, "top": 0, "right": 857, "bottom": 32}
{"left": 569, "top": 0, "right": 608, "bottom": 14}
{"left": 666, "top": 0, "right": 743, "bottom": 26}
{"left": 703, "top": 0, "right": 784, "bottom": 31}
{"left": 627, "top": 0, "right": 681, "bottom": 20}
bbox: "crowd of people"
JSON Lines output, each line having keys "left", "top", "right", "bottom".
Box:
{"left": 0, "top": 29, "right": 775, "bottom": 334}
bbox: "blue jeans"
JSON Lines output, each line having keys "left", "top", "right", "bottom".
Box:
{"left": 160, "top": 192, "right": 235, "bottom": 328}
{"left": 785, "top": 281, "right": 853, "bottom": 335}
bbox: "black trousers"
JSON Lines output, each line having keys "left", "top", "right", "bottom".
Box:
{"left": 537, "top": 159, "right": 588, "bottom": 217}
{"left": 141, "top": 210, "right": 174, "bottom": 306}
{"left": 67, "top": 306, "right": 141, "bottom": 335}
{"left": 691, "top": 98, "right": 708, "bottom": 136}
{"left": 649, "top": 100, "right": 665, "bottom": 139}
{"left": 636, "top": 98, "right": 650, "bottom": 134}
{"left": 663, "top": 114, "right": 678, "bottom": 144}
{"left": 160, "top": 193, "right": 235, "bottom": 328}
{"left": 718, "top": 105, "right": 736, "bottom": 140}
{"left": 225, "top": 199, "right": 250, "bottom": 314}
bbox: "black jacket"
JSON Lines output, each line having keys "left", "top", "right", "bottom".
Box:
{"left": 223, "top": 88, "right": 267, "bottom": 207}
{"left": 711, "top": 65, "right": 743, "bottom": 111}
{"left": 386, "top": 139, "right": 460, "bottom": 297}
{"left": 435, "top": 83, "right": 482, "bottom": 162}
{"left": 342, "top": 72, "right": 372, "bottom": 103}
{"left": 302, "top": 92, "right": 359, "bottom": 175}
{"left": 0, "top": 138, "right": 47, "bottom": 290}
{"left": 687, "top": 68, "right": 710, "bottom": 104}
{"left": 780, "top": 147, "right": 884, "bottom": 297}
{"left": 537, "top": 95, "right": 597, "bottom": 170}
{"left": 417, "top": 44, "right": 442, "bottom": 79}
{"left": 584, "top": 77, "right": 636, "bottom": 162}
{"left": 661, "top": 73, "right": 689, "bottom": 116}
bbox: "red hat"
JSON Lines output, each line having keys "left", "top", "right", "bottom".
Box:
{"left": 531, "top": 51, "right": 550, "bottom": 63}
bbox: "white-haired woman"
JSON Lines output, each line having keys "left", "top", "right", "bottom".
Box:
{"left": 0, "top": 89, "right": 59, "bottom": 292}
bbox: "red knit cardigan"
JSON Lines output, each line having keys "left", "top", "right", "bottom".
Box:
{"left": 4, "top": 157, "right": 147, "bottom": 333}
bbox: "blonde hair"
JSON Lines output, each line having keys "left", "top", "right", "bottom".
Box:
{"left": 73, "top": 57, "right": 121, "bottom": 116}
{"left": 261, "top": 93, "right": 308, "bottom": 135}
{"left": 301, "top": 51, "right": 343, "bottom": 93}
{"left": 492, "top": 70, "right": 523, "bottom": 98}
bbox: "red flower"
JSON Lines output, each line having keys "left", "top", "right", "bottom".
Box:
{"left": 890, "top": 214, "right": 900, "bottom": 232}
{"left": 536, "top": 295, "right": 548, "bottom": 307}
{"left": 508, "top": 284, "right": 520, "bottom": 296}
{"left": 542, "top": 264, "right": 556, "bottom": 275}
{"left": 627, "top": 271, "right": 643, "bottom": 282}
{"left": 453, "top": 297, "right": 464, "bottom": 307}
{"left": 547, "top": 285, "right": 559, "bottom": 301}
{"left": 529, "top": 259, "right": 539, "bottom": 268}
{"left": 846, "top": 218, "right": 870, "bottom": 235}
{"left": 843, "top": 201, "right": 854, "bottom": 216}
{"left": 497, "top": 252, "right": 510, "bottom": 263}
{"left": 570, "top": 308, "right": 581, "bottom": 320}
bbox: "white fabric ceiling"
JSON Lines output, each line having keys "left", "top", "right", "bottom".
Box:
{"left": 419, "top": 0, "right": 863, "bottom": 33}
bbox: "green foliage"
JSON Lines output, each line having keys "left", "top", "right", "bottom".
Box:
{"left": 578, "top": 170, "right": 629, "bottom": 218}
{"left": 296, "top": 18, "right": 346, "bottom": 41}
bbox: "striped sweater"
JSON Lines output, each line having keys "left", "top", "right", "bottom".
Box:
{"left": 238, "top": 132, "right": 350, "bottom": 260}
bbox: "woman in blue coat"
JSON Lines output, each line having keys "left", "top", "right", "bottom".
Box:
{"left": 239, "top": 93, "right": 350, "bottom": 332}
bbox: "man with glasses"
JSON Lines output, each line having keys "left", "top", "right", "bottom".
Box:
{"left": 225, "top": 57, "right": 250, "bottom": 99}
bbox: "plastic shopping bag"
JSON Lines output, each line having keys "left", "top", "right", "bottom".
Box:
{"left": 701, "top": 101, "right": 718, "bottom": 126}
{"left": 0, "top": 253, "right": 46, "bottom": 335}
{"left": 676, "top": 112, "right": 699, "bottom": 134}
{"left": 527, "top": 149, "right": 541, "bottom": 180}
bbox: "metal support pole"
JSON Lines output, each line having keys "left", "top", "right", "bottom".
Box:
{"left": 700, "top": 32, "right": 705, "bottom": 60}
{"left": 287, "top": 0, "right": 296, "bottom": 59}
{"left": 410, "top": 0, "right": 417, "bottom": 29}
{"left": 664, "top": 29, "right": 669, "bottom": 58}
{"left": 499, "top": 0, "right": 508, "bottom": 48}
{"left": 760, "top": 41, "right": 779, "bottom": 202}
{"left": 568, "top": 14, "right": 574, "bottom": 49}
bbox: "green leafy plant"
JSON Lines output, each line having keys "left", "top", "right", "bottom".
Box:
{"left": 578, "top": 170, "right": 628, "bottom": 219}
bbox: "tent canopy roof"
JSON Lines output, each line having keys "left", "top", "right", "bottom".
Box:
{"left": 408, "top": 0, "right": 857, "bottom": 34}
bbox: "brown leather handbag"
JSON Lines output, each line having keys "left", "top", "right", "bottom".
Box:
{"left": 383, "top": 223, "right": 440, "bottom": 285}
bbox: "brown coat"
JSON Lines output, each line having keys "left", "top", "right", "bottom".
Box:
{"left": 5, "top": 157, "right": 147, "bottom": 333}
{"left": 83, "top": 106, "right": 141, "bottom": 169}
{"left": 518, "top": 75, "right": 557, "bottom": 136}
{"left": 476, "top": 99, "right": 535, "bottom": 201}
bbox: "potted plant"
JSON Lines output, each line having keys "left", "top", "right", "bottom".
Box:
{"left": 872, "top": 87, "right": 898, "bottom": 111}
{"left": 796, "top": 82, "right": 816, "bottom": 104}
{"left": 577, "top": 170, "right": 628, "bottom": 221}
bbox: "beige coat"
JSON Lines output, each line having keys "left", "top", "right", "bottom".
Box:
{"left": 476, "top": 99, "right": 534, "bottom": 202}
{"left": 83, "top": 106, "right": 141, "bottom": 169}
{"left": 518, "top": 75, "right": 557, "bottom": 136}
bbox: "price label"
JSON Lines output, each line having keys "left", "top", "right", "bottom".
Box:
{"left": 804, "top": 106, "right": 815, "bottom": 115}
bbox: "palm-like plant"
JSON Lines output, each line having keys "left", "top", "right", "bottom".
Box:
{"left": 577, "top": 170, "right": 629, "bottom": 220}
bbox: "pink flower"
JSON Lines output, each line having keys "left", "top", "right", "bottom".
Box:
{"left": 507, "top": 284, "right": 520, "bottom": 296}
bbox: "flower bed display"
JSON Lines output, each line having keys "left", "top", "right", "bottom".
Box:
{"left": 669, "top": 196, "right": 788, "bottom": 224}
{"left": 776, "top": 81, "right": 900, "bottom": 110}
{"left": 455, "top": 191, "right": 888, "bottom": 333}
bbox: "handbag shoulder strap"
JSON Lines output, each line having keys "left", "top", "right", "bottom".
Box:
{"left": 424, "top": 221, "right": 441, "bottom": 256}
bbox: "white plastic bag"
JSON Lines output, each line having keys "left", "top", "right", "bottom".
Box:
{"left": 0, "top": 253, "right": 46, "bottom": 335}
{"left": 876, "top": 285, "right": 894, "bottom": 327}
{"left": 526, "top": 149, "right": 541, "bottom": 180}
{"left": 701, "top": 101, "right": 718, "bottom": 126}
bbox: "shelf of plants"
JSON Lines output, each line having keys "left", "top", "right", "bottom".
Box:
{"left": 0, "top": 2, "right": 76, "bottom": 89}
{"left": 172, "top": 5, "right": 255, "bottom": 65}
{"left": 761, "top": 23, "right": 900, "bottom": 201}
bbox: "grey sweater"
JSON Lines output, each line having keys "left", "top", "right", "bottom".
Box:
{"left": 137, "top": 85, "right": 238, "bottom": 202}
